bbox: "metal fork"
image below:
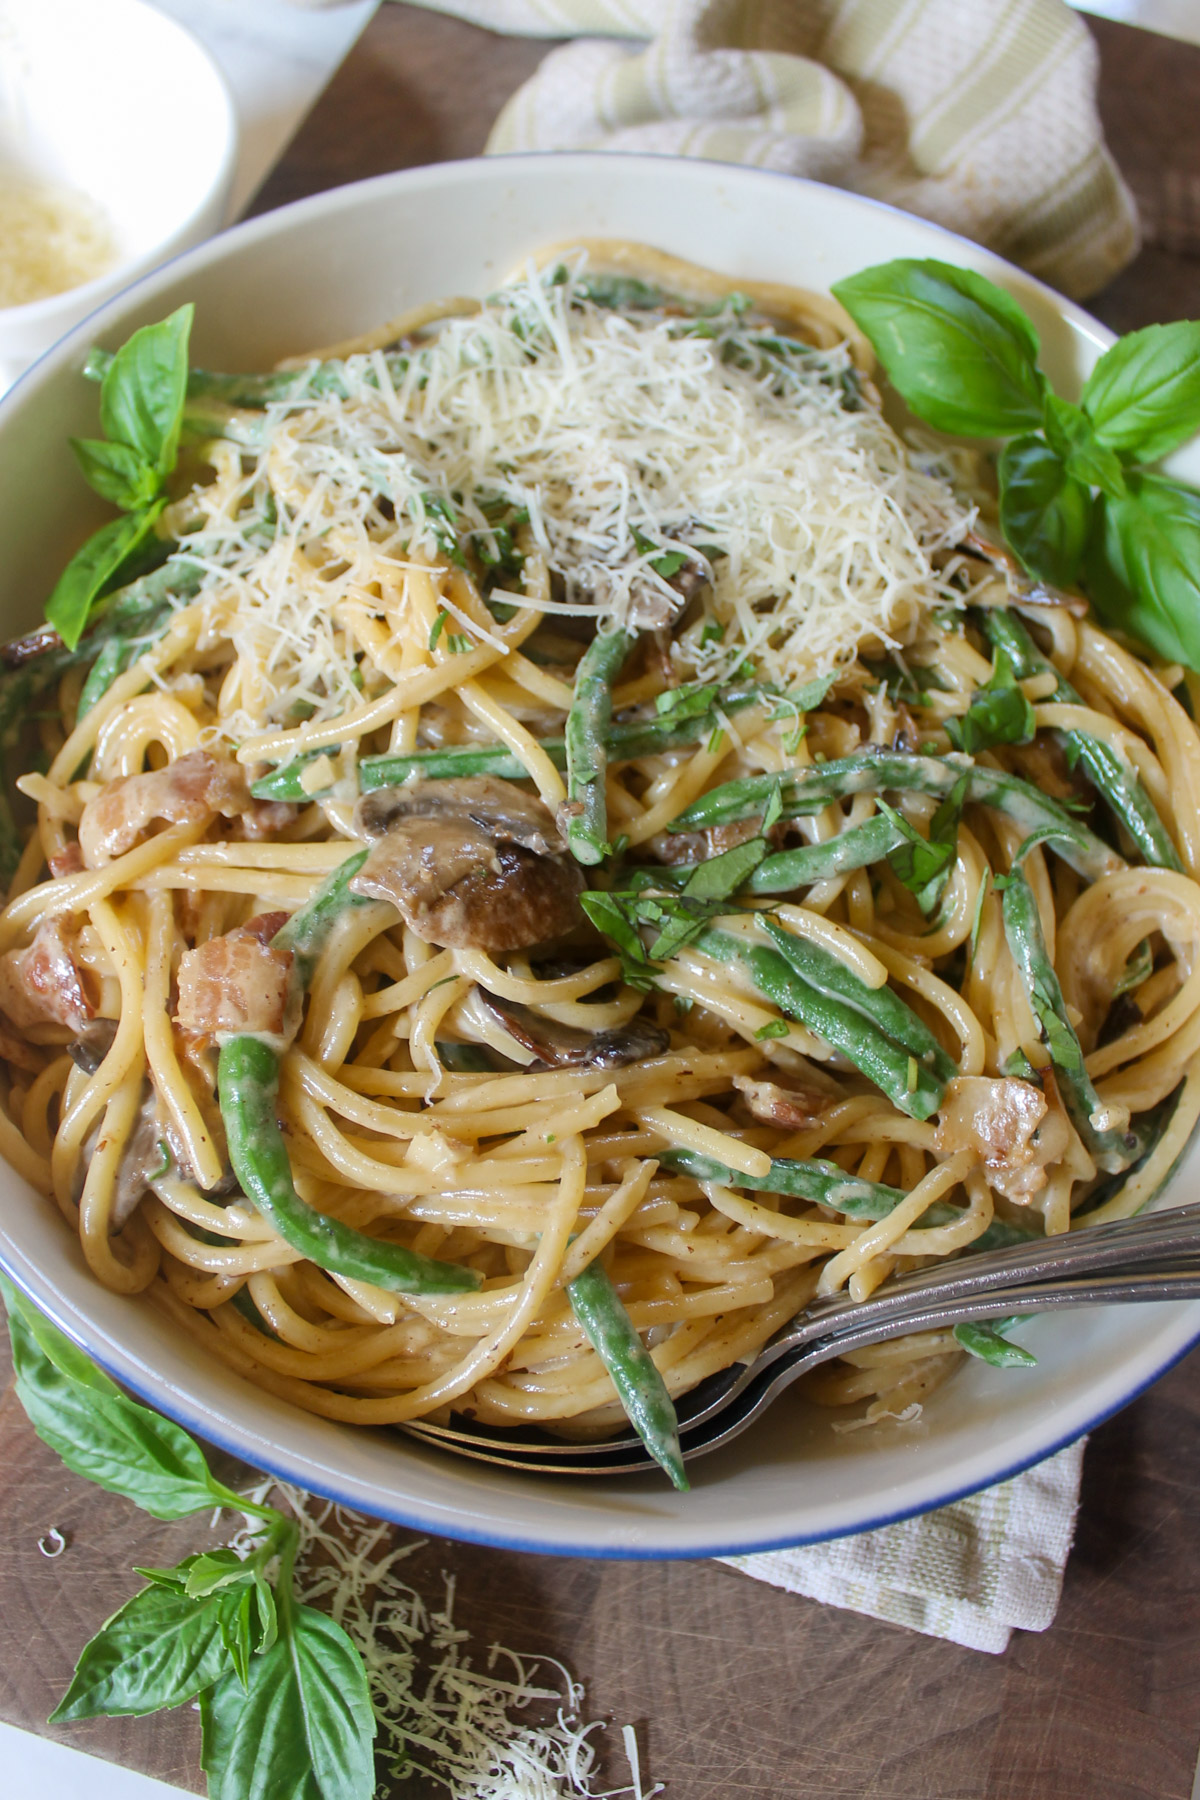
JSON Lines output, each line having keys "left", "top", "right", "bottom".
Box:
{"left": 399, "top": 1199, "right": 1200, "bottom": 1477}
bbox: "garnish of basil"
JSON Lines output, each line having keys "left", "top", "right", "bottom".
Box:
{"left": 834, "top": 256, "right": 1200, "bottom": 670}
{"left": 0, "top": 1275, "right": 377, "bottom": 1799}
{"left": 47, "top": 304, "right": 194, "bottom": 649}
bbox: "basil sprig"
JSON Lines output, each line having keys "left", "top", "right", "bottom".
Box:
{"left": 0, "top": 1276, "right": 376, "bottom": 1799}
{"left": 832, "top": 260, "right": 1200, "bottom": 670}
{"left": 47, "top": 305, "right": 193, "bottom": 650}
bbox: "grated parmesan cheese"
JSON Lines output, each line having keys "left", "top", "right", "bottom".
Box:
{"left": 0, "top": 174, "right": 117, "bottom": 307}
{"left": 181, "top": 258, "right": 978, "bottom": 743}
{"left": 234, "top": 1483, "right": 663, "bottom": 1800}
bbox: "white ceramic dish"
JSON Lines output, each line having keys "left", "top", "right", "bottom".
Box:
{"left": 0, "top": 0, "right": 236, "bottom": 390}
{"left": 0, "top": 154, "right": 1196, "bottom": 1559}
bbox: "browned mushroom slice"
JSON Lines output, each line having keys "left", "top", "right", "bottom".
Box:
{"left": 351, "top": 777, "right": 584, "bottom": 952}
{"left": 355, "top": 776, "right": 566, "bottom": 856}
{"left": 478, "top": 991, "right": 669, "bottom": 1070}
{"left": 958, "top": 529, "right": 1088, "bottom": 615}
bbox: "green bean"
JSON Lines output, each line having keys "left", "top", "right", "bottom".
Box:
{"left": 272, "top": 848, "right": 371, "bottom": 986}
{"left": 217, "top": 853, "right": 480, "bottom": 1295}
{"left": 1000, "top": 866, "right": 1138, "bottom": 1173}
{"left": 564, "top": 627, "right": 634, "bottom": 864}
{"left": 981, "top": 608, "right": 1181, "bottom": 871}
{"left": 250, "top": 685, "right": 765, "bottom": 804}
{"left": 219, "top": 1037, "right": 480, "bottom": 1294}
{"left": 187, "top": 353, "right": 410, "bottom": 409}
{"left": 698, "top": 928, "right": 946, "bottom": 1120}
{"left": 758, "top": 914, "right": 958, "bottom": 1082}
{"left": 77, "top": 640, "right": 130, "bottom": 718}
{"left": 566, "top": 1258, "right": 687, "bottom": 1489}
{"left": 668, "top": 752, "right": 1123, "bottom": 884}
{"left": 650, "top": 815, "right": 909, "bottom": 895}
{"left": 656, "top": 1147, "right": 960, "bottom": 1224}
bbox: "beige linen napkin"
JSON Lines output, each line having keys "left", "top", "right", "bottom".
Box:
{"left": 721, "top": 1437, "right": 1086, "bottom": 1653}
{"left": 399, "top": 0, "right": 1137, "bottom": 298}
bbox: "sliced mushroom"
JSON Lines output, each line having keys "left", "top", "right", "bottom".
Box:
{"left": 356, "top": 776, "right": 566, "bottom": 856}
{"left": 351, "top": 777, "right": 584, "bottom": 952}
{"left": 478, "top": 990, "right": 669, "bottom": 1070}
{"left": 959, "top": 529, "right": 1088, "bottom": 616}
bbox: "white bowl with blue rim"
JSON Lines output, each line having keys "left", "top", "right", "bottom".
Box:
{"left": 0, "top": 153, "right": 1195, "bottom": 1558}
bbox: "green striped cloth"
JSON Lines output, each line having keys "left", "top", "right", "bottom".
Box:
{"left": 400, "top": 0, "right": 1138, "bottom": 297}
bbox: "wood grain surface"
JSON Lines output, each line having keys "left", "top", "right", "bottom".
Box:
{"left": 4, "top": 7, "right": 1200, "bottom": 1797}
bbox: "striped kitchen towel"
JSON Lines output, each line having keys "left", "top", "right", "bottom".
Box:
{"left": 398, "top": 0, "right": 1138, "bottom": 298}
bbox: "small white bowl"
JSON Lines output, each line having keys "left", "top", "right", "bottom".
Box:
{"left": 0, "top": 0, "right": 236, "bottom": 389}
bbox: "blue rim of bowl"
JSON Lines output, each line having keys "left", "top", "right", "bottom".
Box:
{"left": 0, "top": 153, "right": 1195, "bottom": 1557}
{"left": 3, "top": 1237, "right": 1199, "bottom": 1559}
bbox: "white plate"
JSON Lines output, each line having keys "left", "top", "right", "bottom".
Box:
{"left": 0, "top": 154, "right": 1196, "bottom": 1559}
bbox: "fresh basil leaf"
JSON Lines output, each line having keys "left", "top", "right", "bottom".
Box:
{"left": 1081, "top": 320, "right": 1200, "bottom": 462}
{"left": 252, "top": 1573, "right": 279, "bottom": 1656}
{"left": 655, "top": 680, "right": 719, "bottom": 722}
{"left": 0, "top": 1275, "right": 121, "bottom": 1396}
{"left": 1004, "top": 1048, "right": 1038, "bottom": 1080}
{"left": 879, "top": 773, "right": 967, "bottom": 915}
{"left": 222, "top": 1585, "right": 255, "bottom": 1691}
{"left": 1113, "top": 938, "right": 1153, "bottom": 998}
{"left": 681, "top": 836, "right": 767, "bottom": 901}
{"left": 184, "top": 1548, "right": 254, "bottom": 1599}
{"left": 70, "top": 438, "right": 161, "bottom": 511}
{"left": 1084, "top": 475, "right": 1200, "bottom": 670}
{"left": 99, "top": 305, "right": 193, "bottom": 475}
{"left": 945, "top": 645, "right": 1036, "bottom": 754}
{"left": 831, "top": 258, "right": 1044, "bottom": 437}
{"left": 579, "top": 890, "right": 655, "bottom": 989}
{"left": 640, "top": 893, "right": 712, "bottom": 961}
{"left": 83, "top": 346, "right": 115, "bottom": 384}
{"left": 45, "top": 503, "right": 164, "bottom": 649}
{"left": 50, "top": 1576, "right": 241, "bottom": 1721}
{"left": 200, "top": 1605, "right": 376, "bottom": 1800}
{"left": 998, "top": 436, "right": 1091, "bottom": 587}
{"left": 5, "top": 1299, "right": 241, "bottom": 1520}
{"left": 953, "top": 1317, "right": 1037, "bottom": 1368}
{"left": 1042, "top": 396, "right": 1126, "bottom": 498}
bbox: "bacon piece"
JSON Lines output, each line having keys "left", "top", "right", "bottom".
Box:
{"left": 48, "top": 843, "right": 84, "bottom": 879}
{"left": 78, "top": 750, "right": 250, "bottom": 868}
{"left": 934, "top": 1073, "right": 1070, "bottom": 1203}
{"left": 0, "top": 917, "right": 93, "bottom": 1035}
{"left": 238, "top": 798, "right": 299, "bottom": 841}
{"left": 175, "top": 925, "right": 295, "bottom": 1043}
{"left": 733, "top": 1074, "right": 831, "bottom": 1131}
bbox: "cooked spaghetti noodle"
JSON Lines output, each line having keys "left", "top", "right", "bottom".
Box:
{"left": 3, "top": 243, "right": 1200, "bottom": 1444}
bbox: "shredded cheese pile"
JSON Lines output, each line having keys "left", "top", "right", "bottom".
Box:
{"left": 0, "top": 175, "right": 117, "bottom": 307}
{"left": 237, "top": 1484, "right": 661, "bottom": 1800}
{"left": 181, "top": 260, "right": 976, "bottom": 741}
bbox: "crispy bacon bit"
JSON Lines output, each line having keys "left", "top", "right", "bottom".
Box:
{"left": 175, "top": 925, "right": 295, "bottom": 1043}
{"left": 48, "top": 843, "right": 84, "bottom": 879}
{"left": 238, "top": 798, "right": 299, "bottom": 841}
{"left": 0, "top": 918, "right": 93, "bottom": 1035}
{"left": 733, "top": 1074, "right": 831, "bottom": 1131}
{"left": 935, "top": 1073, "right": 1071, "bottom": 1203}
{"left": 78, "top": 750, "right": 250, "bottom": 868}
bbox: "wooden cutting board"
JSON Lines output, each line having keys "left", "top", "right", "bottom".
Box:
{"left": 4, "top": 7, "right": 1200, "bottom": 1796}
{"left": 5, "top": 1316, "right": 1200, "bottom": 1799}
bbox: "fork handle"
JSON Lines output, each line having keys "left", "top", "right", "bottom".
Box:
{"left": 712, "top": 1268, "right": 1200, "bottom": 1436}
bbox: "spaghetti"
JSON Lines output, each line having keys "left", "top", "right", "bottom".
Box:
{"left": 2, "top": 243, "right": 1199, "bottom": 1456}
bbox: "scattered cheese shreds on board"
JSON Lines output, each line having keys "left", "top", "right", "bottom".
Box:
{"left": 234, "top": 1482, "right": 663, "bottom": 1800}
{"left": 180, "top": 258, "right": 979, "bottom": 745}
